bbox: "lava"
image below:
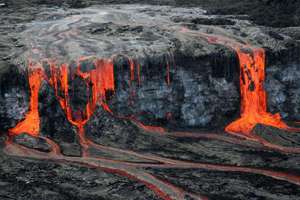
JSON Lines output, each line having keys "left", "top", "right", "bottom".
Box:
{"left": 8, "top": 55, "right": 172, "bottom": 141}
{"left": 4, "top": 135, "right": 300, "bottom": 200}
{"left": 189, "top": 31, "right": 299, "bottom": 136}
{"left": 6, "top": 27, "right": 300, "bottom": 200}
{"left": 9, "top": 62, "right": 44, "bottom": 136}
{"left": 225, "top": 48, "right": 290, "bottom": 135}
{"left": 49, "top": 58, "right": 115, "bottom": 129}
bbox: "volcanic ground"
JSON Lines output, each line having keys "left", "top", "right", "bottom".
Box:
{"left": 0, "top": 1, "right": 300, "bottom": 200}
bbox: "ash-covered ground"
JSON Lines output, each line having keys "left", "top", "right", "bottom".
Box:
{"left": 0, "top": 1, "right": 300, "bottom": 200}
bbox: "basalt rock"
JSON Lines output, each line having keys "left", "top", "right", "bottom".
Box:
{"left": 266, "top": 63, "right": 300, "bottom": 121}
{"left": 1, "top": 3, "right": 300, "bottom": 200}
{"left": 0, "top": 62, "right": 29, "bottom": 131}
{"left": 13, "top": 133, "right": 52, "bottom": 152}
{"left": 4, "top": 4, "right": 299, "bottom": 132}
{"left": 252, "top": 124, "right": 300, "bottom": 148}
{"left": 38, "top": 82, "right": 81, "bottom": 156}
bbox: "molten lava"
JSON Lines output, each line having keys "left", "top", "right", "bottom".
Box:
{"left": 9, "top": 55, "right": 172, "bottom": 138}
{"left": 49, "top": 58, "right": 115, "bottom": 129}
{"left": 9, "top": 28, "right": 299, "bottom": 139}
{"left": 225, "top": 48, "right": 290, "bottom": 135}
{"left": 194, "top": 31, "right": 296, "bottom": 136}
{"left": 9, "top": 62, "right": 44, "bottom": 136}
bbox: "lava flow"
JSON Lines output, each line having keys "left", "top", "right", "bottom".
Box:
{"left": 8, "top": 54, "right": 172, "bottom": 139}
{"left": 9, "top": 62, "right": 44, "bottom": 136}
{"left": 5, "top": 29, "right": 300, "bottom": 200}
{"left": 225, "top": 48, "right": 290, "bottom": 135}
{"left": 8, "top": 58, "right": 115, "bottom": 139}
{"left": 49, "top": 58, "right": 115, "bottom": 127}
{"left": 192, "top": 31, "right": 299, "bottom": 136}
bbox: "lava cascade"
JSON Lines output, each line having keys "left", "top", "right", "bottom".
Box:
{"left": 9, "top": 56, "right": 171, "bottom": 138}
{"left": 8, "top": 31, "right": 299, "bottom": 138}
{"left": 225, "top": 48, "right": 290, "bottom": 135}
{"left": 197, "top": 32, "right": 296, "bottom": 135}
{"left": 9, "top": 62, "right": 44, "bottom": 136}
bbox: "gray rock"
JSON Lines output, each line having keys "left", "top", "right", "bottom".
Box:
{"left": 38, "top": 81, "right": 81, "bottom": 156}
{"left": 13, "top": 133, "right": 52, "bottom": 152}
{"left": 252, "top": 124, "right": 300, "bottom": 148}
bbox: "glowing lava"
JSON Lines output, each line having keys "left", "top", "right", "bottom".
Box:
{"left": 9, "top": 55, "right": 172, "bottom": 139}
{"left": 49, "top": 58, "right": 115, "bottom": 128}
{"left": 9, "top": 62, "right": 44, "bottom": 136}
{"left": 191, "top": 31, "right": 297, "bottom": 136}
{"left": 225, "top": 48, "right": 290, "bottom": 135}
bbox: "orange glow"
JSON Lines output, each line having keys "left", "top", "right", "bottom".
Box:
{"left": 130, "top": 117, "right": 166, "bottom": 135}
{"left": 193, "top": 31, "right": 294, "bottom": 136}
{"left": 225, "top": 48, "right": 289, "bottom": 135}
{"left": 10, "top": 55, "right": 171, "bottom": 139}
{"left": 9, "top": 62, "right": 44, "bottom": 136}
{"left": 49, "top": 58, "right": 115, "bottom": 137}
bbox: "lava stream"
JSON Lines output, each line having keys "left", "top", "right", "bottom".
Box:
{"left": 188, "top": 30, "right": 300, "bottom": 136}
{"left": 9, "top": 62, "right": 44, "bottom": 136}
{"left": 225, "top": 48, "right": 291, "bottom": 135}
{"left": 5, "top": 139, "right": 300, "bottom": 197}
{"left": 4, "top": 141, "right": 205, "bottom": 200}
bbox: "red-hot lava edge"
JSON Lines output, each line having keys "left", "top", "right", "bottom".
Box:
{"left": 4, "top": 135, "right": 300, "bottom": 200}
{"left": 4, "top": 29, "right": 300, "bottom": 200}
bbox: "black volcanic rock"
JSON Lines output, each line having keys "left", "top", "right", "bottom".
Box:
{"left": 252, "top": 124, "right": 300, "bottom": 148}
{"left": 0, "top": 2, "right": 300, "bottom": 200}
{"left": 13, "top": 133, "right": 52, "bottom": 152}
{"left": 266, "top": 63, "right": 300, "bottom": 121}
{"left": 0, "top": 153, "right": 161, "bottom": 200}
{"left": 109, "top": 47, "right": 240, "bottom": 129}
{"left": 38, "top": 82, "right": 81, "bottom": 156}
{"left": 149, "top": 168, "right": 300, "bottom": 200}
{"left": 0, "top": 62, "right": 29, "bottom": 131}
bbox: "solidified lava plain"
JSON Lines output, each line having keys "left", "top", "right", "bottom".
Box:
{"left": 1, "top": 1, "right": 300, "bottom": 200}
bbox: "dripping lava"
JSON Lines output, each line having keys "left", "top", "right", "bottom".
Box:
{"left": 4, "top": 31, "right": 300, "bottom": 200}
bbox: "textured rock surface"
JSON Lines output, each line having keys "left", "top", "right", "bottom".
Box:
{"left": 0, "top": 63, "right": 29, "bottom": 131}
{"left": 38, "top": 82, "right": 81, "bottom": 156}
{"left": 0, "top": 1, "right": 300, "bottom": 200}
{"left": 13, "top": 133, "right": 52, "bottom": 152}
{"left": 266, "top": 63, "right": 300, "bottom": 121}
{"left": 0, "top": 152, "right": 161, "bottom": 200}
{"left": 1, "top": 4, "right": 299, "bottom": 130}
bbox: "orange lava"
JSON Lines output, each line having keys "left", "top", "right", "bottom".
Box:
{"left": 130, "top": 117, "right": 166, "bottom": 135}
{"left": 9, "top": 55, "right": 172, "bottom": 138}
{"left": 49, "top": 58, "right": 115, "bottom": 128}
{"left": 193, "top": 31, "right": 294, "bottom": 136}
{"left": 225, "top": 48, "right": 289, "bottom": 135}
{"left": 9, "top": 62, "right": 44, "bottom": 136}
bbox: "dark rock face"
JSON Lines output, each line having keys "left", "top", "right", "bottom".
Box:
{"left": 266, "top": 63, "right": 300, "bottom": 121}
{"left": 0, "top": 63, "right": 29, "bottom": 131}
{"left": 110, "top": 50, "right": 240, "bottom": 129}
{"left": 0, "top": 154, "right": 161, "bottom": 200}
{"left": 13, "top": 133, "right": 52, "bottom": 152}
{"left": 38, "top": 82, "right": 81, "bottom": 156}
{"left": 0, "top": 2, "right": 300, "bottom": 200}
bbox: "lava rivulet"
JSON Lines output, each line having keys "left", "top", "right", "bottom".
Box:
{"left": 5, "top": 29, "right": 300, "bottom": 200}
{"left": 9, "top": 55, "right": 172, "bottom": 138}
{"left": 225, "top": 48, "right": 290, "bottom": 135}
{"left": 9, "top": 62, "right": 44, "bottom": 136}
{"left": 190, "top": 31, "right": 299, "bottom": 136}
